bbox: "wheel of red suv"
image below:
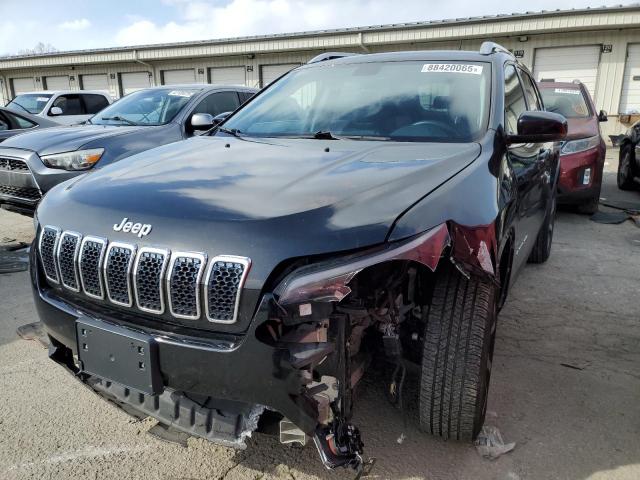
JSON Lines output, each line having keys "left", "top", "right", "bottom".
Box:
{"left": 576, "top": 196, "right": 600, "bottom": 215}
{"left": 528, "top": 195, "right": 556, "bottom": 264}
{"left": 577, "top": 185, "right": 601, "bottom": 215}
{"left": 618, "top": 144, "right": 636, "bottom": 191}
{"left": 419, "top": 262, "right": 498, "bottom": 441}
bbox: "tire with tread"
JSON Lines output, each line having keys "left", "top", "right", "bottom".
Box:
{"left": 617, "top": 143, "right": 636, "bottom": 191}
{"left": 419, "top": 262, "right": 497, "bottom": 441}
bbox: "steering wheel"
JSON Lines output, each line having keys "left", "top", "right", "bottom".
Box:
{"left": 392, "top": 120, "right": 459, "bottom": 138}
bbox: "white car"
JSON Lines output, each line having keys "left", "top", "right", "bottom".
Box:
{"left": 5, "top": 90, "right": 113, "bottom": 125}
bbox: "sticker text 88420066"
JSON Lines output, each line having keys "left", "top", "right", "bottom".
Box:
{"left": 421, "top": 63, "right": 484, "bottom": 75}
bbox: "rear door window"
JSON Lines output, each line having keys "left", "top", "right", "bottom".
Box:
{"left": 193, "top": 91, "right": 241, "bottom": 117}
{"left": 6, "top": 111, "right": 36, "bottom": 129}
{"left": 81, "top": 94, "right": 110, "bottom": 114}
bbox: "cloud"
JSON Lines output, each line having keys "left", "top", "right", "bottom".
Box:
{"left": 114, "top": 0, "right": 626, "bottom": 47}
{"left": 59, "top": 18, "right": 91, "bottom": 31}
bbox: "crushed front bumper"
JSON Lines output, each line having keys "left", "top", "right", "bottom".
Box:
{"left": 31, "top": 246, "right": 360, "bottom": 467}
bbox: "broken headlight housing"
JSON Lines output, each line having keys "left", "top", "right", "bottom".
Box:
{"left": 41, "top": 148, "right": 104, "bottom": 171}
{"left": 561, "top": 136, "right": 599, "bottom": 156}
{"left": 274, "top": 224, "right": 450, "bottom": 305}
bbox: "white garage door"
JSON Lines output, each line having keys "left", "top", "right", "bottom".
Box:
{"left": 260, "top": 64, "right": 300, "bottom": 87}
{"left": 209, "top": 67, "right": 246, "bottom": 86}
{"left": 162, "top": 69, "right": 196, "bottom": 85}
{"left": 81, "top": 74, "right": 109, "bottom": 93}
{"left": 11, "top": 77, "right": 35, "bottom": 96}
{"left": 120, "top": 72, "right": 152, "bottom": 96}
{"left": 45, "top": 76, "right": 70, "bottom": 90}
{"left": 619, "top": 44, "right": 640, "bottom": 114}
{"left": 533, "top": 45, "right": 601, "bottom": 96}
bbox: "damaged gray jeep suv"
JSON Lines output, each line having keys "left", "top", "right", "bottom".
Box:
{"left": 31, "top": 43, "right": 566, "bottom": 473}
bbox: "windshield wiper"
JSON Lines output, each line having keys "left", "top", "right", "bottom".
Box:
{"left": 218, "top": 127, "right": 242, "bottom": 138}
{"left": 313, "top": 130, "right": 342, "bottom": 140}
{"left": 312, "top": 131, "right": 390, "bottom": 141}
{"left": 101, "top": 116, "right": 139, "bottom": 126}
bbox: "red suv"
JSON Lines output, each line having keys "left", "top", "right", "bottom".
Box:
{"left": 538, "top": 81, "right": 607, "bottom": 214}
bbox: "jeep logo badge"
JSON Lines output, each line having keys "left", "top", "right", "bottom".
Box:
{"left": 113, "top": 218, "right": 152, "bottom": 238}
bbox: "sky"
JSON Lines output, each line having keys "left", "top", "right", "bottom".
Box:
{"left": 0, "top": 0, "right": 628, "bottom": 56}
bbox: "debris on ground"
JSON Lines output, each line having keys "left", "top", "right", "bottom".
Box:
{"left": 16, "top": 321, "right": 49, "bottom": 348}
{"left": 396, "top": 433, "right": 406, "bottom": 444}
{"left": 590, "top": 211, "right": 630, "bottom": 225}
{"left": 475, "top": 426, "right": 516, "bottom": 460}
{"left": 0, "top": 242, "right": 29, "bottom": 274}
{"left": 147, "top": 423, "right": 190, "bottom": 447}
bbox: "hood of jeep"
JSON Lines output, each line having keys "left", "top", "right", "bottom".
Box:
{"left": 37, "top": 135, "right": 480, "bottom": 284}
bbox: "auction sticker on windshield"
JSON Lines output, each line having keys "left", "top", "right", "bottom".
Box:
{"left": 554, "top": 88, "right": 581, "bottom": 95}
{"left": 422, "top": 63, "right": 484, "bottom": 75}
{"left": 168, "top": 90, "right": 195, "bottom": 97}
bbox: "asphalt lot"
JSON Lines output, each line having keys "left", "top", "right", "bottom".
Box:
{"left": 0, "top": 150, "right": 639, "bottom": 480}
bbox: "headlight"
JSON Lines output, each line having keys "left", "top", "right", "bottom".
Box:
{"left": 274, "top": 224, "right": 450, "bottom": 305}
{"left": 561, "top": 136, "right": 600, "bottom": 155}
{"left": 41, "top": 148, "right": 104, "bottom": 170}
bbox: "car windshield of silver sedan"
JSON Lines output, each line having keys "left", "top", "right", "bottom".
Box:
{"left": 540, "top": 87, "right": 591, "bottom": 118}
{"left": 91, "top": 88, "right": 197, "bottom": 126}
{"left": 223, "top": 60, "right": 491, "bottom": 142}
{"left": 6, "top": 93, "right": 52, "bottom": 114}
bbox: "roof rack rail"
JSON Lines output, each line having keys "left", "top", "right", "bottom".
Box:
{"left": 307, "top": 52, "right": 360, "bottom": 64}
{"left": 479, "top": 41, "right": 514, "bottom": 57}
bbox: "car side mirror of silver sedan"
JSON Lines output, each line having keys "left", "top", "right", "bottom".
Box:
{"left": 50, "top": 106, "right": 63, "bottom": 116}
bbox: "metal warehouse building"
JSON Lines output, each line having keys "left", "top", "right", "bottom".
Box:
{"left": 2, "top": 4, "right": 640, "bottom": 139}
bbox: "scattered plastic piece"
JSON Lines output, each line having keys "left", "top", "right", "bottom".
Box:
{"left": 0, "top": 243, "right": 29, "bottom": 274}
{"left": 474, "top": 426, "right": 515, "bottom": 460}
{"left": 147, "top": 423, "right": 190, "bottom": 447}
{"left": 396, "top": 433, "right": 406, "bottom": 444}
{"left": 16, "top": 322, "right": 49, "bottom": 348}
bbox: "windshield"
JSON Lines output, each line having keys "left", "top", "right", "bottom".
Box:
{"left": 223, "top": 61, "right": 491, "bottom": 142}
{"left": 91, "top": 88, "right": 198, "bottom": 126}
{"left": 7, "top": 94, "right": 52, "bottom": 114}
{"left": 540, "top": 87, "right": 591, "bottom": 118}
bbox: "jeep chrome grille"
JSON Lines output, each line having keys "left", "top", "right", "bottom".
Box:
{"left": 57, "top": 231, "right": 81, "bottom": 292}
{"left": 38, "top": 226, "right": 249, "bottom": 324}
{"left": 205, "top": 256, "right": 250, "bottom": 323}
{"left": 168, "top": 253, "right": 205, "bottom": 320}
{"left": 79, "top": 237, "right": 107, "bottom": 299}
{"left": 134, "top": 248, "right": 169, "bottom": 314}
{"left": 39, "top": 226, "right": 61, "bottom": 283}
{"left": 104, "top": 243, "right": 136, "bottom": 307}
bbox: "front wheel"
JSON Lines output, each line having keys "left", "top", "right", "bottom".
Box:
{"left": 618, "top": 144, "right": 637, "bottom": 191}
{"left": 419, "top": 263, "right": 498, "bottom": 441}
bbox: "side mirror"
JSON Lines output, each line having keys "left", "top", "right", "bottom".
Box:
{"left": 598, "top": 110, "right": 608, "bottom": 122}
{"left": 190, "top": 113, "right": 215, "bottom": 130}
{"left": 507, "top": 111, "right": 568, "bottom": 144}
{"left": 49, "top": 106, "right": 63, "bottom": 116}
{"left": 213, "top": 111, "right": 232, "bottom": 126}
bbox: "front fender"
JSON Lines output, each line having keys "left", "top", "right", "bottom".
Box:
{"left": 388, "top": 130, "right": 517, "bottom": 283}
